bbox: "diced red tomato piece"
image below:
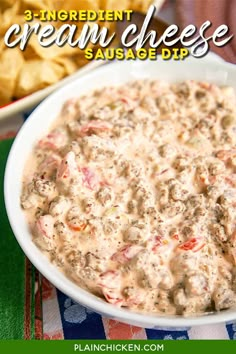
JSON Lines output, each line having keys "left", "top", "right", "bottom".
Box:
{"left": 98, "top": 270, "right": 121, "bottom": 289}
{"left": 171, "top": 234, "right": 179, "bottom": 241}
{"left": 151, "top": 235, "right": 163, "bottom": 252}
{"left": 57, "top": 151, "right": 77, "bottom": 180}
{"left": 80, "top": 120, "right": 111, "bottom": 136}
{"left": 149, "top": 235, "right": 169, "bottom": 252}
{"left": 35, "top": 215, "right": 54, "bottom": 239}
{"left": 102, "top": 288, "right": 123, "bottom": 306}
{"left": 198, "top": 82, "right": 211, "bottom": 90}
{"left": 38, "top": 131, "right": 66, "bottom": 151}
{"left": 68, "top": 223, "right": 87, "bottom": 232}
{"left": 111, "top": 245, "right": 142, "bottom": 264}
{"left": 81, "top": 167, "right": 100, "bottom": 190}
{"left": 178, "top": 237, "right": 205, "bottom": 252}
{"left": 39, "top": 155, "right": 61, "bottom": 176}
{"left": 120, "top": 97, "right": 137, "bottom": 110}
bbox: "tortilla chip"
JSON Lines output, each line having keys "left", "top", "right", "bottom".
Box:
{"left": 22, "top": 0, "right": 54, "bottom": 10}
{"left": 53, "top": 56, "right": 78, "bottom": 75}
{"left": 0, "top": 0, "right": 17, "bottom": 11}
{"left": 0, "top": 91, "right": 11, "bottom": 106}
{"left": 73, "top": 53, "right": 90, "bottom": 67}
{"left": 0, "top": 2, "right": 21, "bottom": 35}
{"left": 54, "top": 0, "right": 99, "bottom": 11}
{"left": 27, "top": 34, "right": 77, "bottom": 60}
{"left": 15, "top": 60, "right": 65, "bottom": 98}
{"left": 0, "top": 48, "right": 24, "bottom": 102}
{"left": 0, "top": 0, "right": 141, "bottom": 104}
{"left": 0, "top": 40, "right": 5, "bottom": 55}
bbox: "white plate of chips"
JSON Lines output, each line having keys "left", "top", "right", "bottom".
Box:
{"left": 0, "top": 0, "right": 155, "bottom": 119}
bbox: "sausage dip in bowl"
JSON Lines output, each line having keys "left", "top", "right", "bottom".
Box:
{"left": 4, "top": 58, "right": 236, "bottom": 328}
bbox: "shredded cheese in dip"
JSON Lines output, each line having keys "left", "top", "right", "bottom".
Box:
{"left": 21, "top": 80, "right": 236, "bottom": 316}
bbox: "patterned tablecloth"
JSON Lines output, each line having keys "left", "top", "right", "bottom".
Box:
{"left": 1, "top": 0, "right": 236, "bottom": 341}
{"left": 41, "top": 278, "right": 236, "bottom": 340}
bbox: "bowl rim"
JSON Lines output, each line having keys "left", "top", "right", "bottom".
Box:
{"left": 0, "top": 52, "right": 225, "bottom": 121}
{"left": 4, "top": 58, "right": 236, "bottom": 328}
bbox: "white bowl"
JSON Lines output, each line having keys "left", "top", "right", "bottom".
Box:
{"left": 4, "top": 58, "right": 236, "bottom": 329}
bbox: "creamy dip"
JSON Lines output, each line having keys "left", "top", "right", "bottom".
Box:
{"left": 21, "top": 80, "right": 236, "bottom": 316}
